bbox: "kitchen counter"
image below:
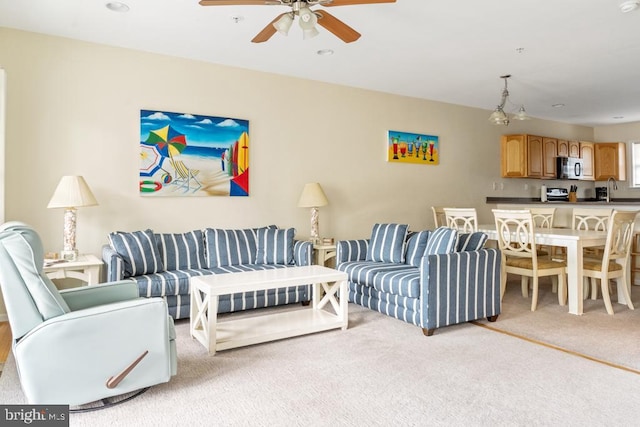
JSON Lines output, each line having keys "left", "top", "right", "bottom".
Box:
{"left": 485, "top": 197, "right": 640, "bottom": 229}
{"left": 486, "top": 197, "right": 640, "bottom": 205}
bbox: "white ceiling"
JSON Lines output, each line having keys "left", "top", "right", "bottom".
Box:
{"left": 2, "top": 0, "right": 640, "bottom": 127}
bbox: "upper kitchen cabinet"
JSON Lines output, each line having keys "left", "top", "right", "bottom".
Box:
{"left": 558, "top": 140, "right": 580, "bottom": 158}
{"left": 594, "top": 142, "right": 626, "bottom": 181}
{"left": 542, "top": 137, "right": 558, "bottom": 179}
{"left": 579, "top": 141, "right": 595, "bottom": 181}
{"left": 501, "top": 134, "right": 527, "bottom": 177}
{"left": 501, "top": 134, "right": 553, "bottom": 178}
{"left": 501, "top": 134, "right": 544, "bottom": 178}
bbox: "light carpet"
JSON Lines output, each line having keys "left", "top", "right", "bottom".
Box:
{"left": 1, "top": 297, "right": 640, "bottom": 426}
{"left": 475, "top": 279, "right": 640, "bottom": 373}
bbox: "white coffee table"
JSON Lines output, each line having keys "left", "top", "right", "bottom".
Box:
{"left": 190, "top": 265, "right": 348, "bottom": 355}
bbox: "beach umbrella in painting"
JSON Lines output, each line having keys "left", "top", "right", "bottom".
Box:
{"left": 144, "top": 125, "right": 187, "bottom": 158}
{"left": 140, "top": 144, "right": 166, "bottom": 177}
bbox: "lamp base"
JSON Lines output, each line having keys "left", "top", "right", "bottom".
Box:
{"left": 60, "top": 249, "right": 78, "bottom": 261}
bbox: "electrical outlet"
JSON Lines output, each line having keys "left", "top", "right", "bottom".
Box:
{"left": 500, "top": 183, "right": 504, "bottom": 190}
{"left": 492, "top": 182, "right": 497, "bottom": 190}
{"left": 524, "top": 183, "right": 529, "bottom": 190}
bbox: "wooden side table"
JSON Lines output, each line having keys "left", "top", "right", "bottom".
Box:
{"left": 43, "top": 254, "right": 103, "bottom": 285}
{"left": 313, "top": 244, "right": 336, "bottom": 267}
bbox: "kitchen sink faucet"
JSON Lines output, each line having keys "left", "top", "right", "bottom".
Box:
{"left": 607, "top": 177, "right": 618, "bottom": 203}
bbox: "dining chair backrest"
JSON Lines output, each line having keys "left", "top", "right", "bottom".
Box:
{"left": 529, "top": 207, "right": 556, "bottom": 229}
{"left": 572, "top": 208, "right": 613, "bottom": 231}
{"left": 444, "top": 208, "right": 478, "bottom": 232}
{"left": 431, "top": 206, "right": 448, "bottom": 228}
{"left": 601, "top": 210, "right": 640, "bottom": 265}
{"left": 492, "top": 209, "right": 537, "bottom": 264}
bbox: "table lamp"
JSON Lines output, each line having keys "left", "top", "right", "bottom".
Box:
{"left": 47, "top": 175, "right": 98, "bottom": 261}
{"left": 297, "top": 182, "right": 329, "bottom": 243}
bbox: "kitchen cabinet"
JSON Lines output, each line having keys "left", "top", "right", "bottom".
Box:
{"left": 579, "top": 141, "right": 595, "bottom": 181}
{"left": 594, "top": 142, "right": 626, "bottom": 181}
{"left": 558, "top": 140, "right": 580, "bottom": 158}
{"left": 501, "top": 134, "right": 527, "bottom": 177}
{"left": 527, "top": 135, "right": 544, "bottom": 178}
{"left": 501, "top": 135, "right": 626, "bottom": 181}
{"left": 501, "top": 134, "right": 544, "bottom": 178}
{"left": 542, "top": 137, "right": 557, "bottom": 178}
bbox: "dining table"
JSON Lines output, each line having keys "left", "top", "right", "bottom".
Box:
{"left": 477, "top": 224, "right": 615, "bottom": 315}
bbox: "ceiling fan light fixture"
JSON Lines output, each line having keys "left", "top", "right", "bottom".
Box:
{"left": 298, "top": 7, "right": 318, "bottom": 30}
{"left": 273, "top": 13, "right": 294, "bottom": 35}
{"left": 303, "top": 26, "right": 320, "bottom": 40}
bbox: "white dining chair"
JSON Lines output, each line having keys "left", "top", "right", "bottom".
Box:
{"left": 431, "top": 206, "right": 448, "bottom": 228}
{"left": 530, "top": 207, "right": 556, "bottom": 258}
{"left": 572, "top": 208, "right": 613, "bottom": 298}
{"left": 572, "top": 208, "right": 613, "bottom": 232}
{"left": 443, "top": 208, "right": 478, "bottom": 232}
{"left": 582, "top": 210, "right": 639, "bottom": 315}
{"left": 530, "top": 207, "right": 556, "bottom": 229}
{"left": 492, "top": 209, "right": 567, "bottom": 311}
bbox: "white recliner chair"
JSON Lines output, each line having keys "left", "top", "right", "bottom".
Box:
{"left": 0, "top": 222, "right": 177, "bottom": 407}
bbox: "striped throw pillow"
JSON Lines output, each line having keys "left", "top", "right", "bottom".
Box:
{"left": 404, "top": 230, "right": 430, "bottom": 267}
{"left": 255, "top": 227, "right": 295, "bottom": 265}
{"left": 366, "top": 223, "right": 409, "bottom": 263}
{"left": 205, "top": 227, "right": 264, "bottom": 268}
{"left": 156, "top": 230, "right": 206, "bottom": 270}
{"left": 457, "top": 232, "right": 488, "bottom": 252}
{"left": 108, "top": 229, "right": 165, "bottom": 277}
{"left": 424, "top": 227, "right": 458, "bottom": 255}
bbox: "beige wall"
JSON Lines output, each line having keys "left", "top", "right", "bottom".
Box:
{"left": 2, "top": 27, "right": 631, "bottom": 318}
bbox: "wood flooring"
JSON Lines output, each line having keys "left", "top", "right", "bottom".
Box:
{"left": 0, "top": 322, "right": 12, "bottom": 363}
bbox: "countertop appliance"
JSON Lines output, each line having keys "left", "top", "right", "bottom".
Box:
{"left": 596, "top": 186, "right": 608, "bottom": 201}
{"left": 556, "top": 157, "right": 583, "bottom": 180}
{"left": 546, "top": 187, "right": 569, "bottom": 201}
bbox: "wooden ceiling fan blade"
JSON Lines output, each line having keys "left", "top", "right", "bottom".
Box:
{"left": 316, "top": 11, "right": 361, "bottom": 43}
{"left": 321, "top": 0, "right": 396, "bottom": 6}
{"left": 251, "top": 13, "right": 287, "bottom": 43}
{"left": 199, "top": 0, "right": 281, "bottom": 6}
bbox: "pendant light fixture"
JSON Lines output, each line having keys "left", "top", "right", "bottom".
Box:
{"left": 488, "top": 74, "right": 530, "bottom": 126}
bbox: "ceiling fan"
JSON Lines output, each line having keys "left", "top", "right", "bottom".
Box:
{"left": 199, "top": 0, "right": 397, "bottom": 43}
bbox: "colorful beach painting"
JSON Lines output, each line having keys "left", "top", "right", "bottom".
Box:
{"left": 139, "top": 110, "right": 250, "bottom": 197}
{"left": 387, "top": 130, "right": 439, "bottom": 165}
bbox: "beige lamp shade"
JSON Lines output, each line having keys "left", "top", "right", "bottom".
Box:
{"left": 297, "top": 183, "right": 328, "bottom": 208}
{"left": 47, "top": 176, "right": 98, "bottom": 209}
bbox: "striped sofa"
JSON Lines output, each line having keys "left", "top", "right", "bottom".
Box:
{"left": 102, "top": 226, "right": 312, "bottom": 319}
{"left": 336, "top": 224, "right": 502, "bottom": 335}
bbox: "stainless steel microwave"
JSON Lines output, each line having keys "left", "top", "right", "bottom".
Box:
{"left": 556, "top": 156, "right": 583, "bottom": 180}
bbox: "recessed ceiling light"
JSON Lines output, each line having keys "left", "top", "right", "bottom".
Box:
{"left": 619, "top": 0, "right": 640, "bottom": 13}
{"left": 552, "top": 103, "right": 565, "bottom": 108}
{"left": 613, "top": 116, "right": 625, "bottom": 119}
{"left": 317, "top": 49, "right": 334, "bottom": 56}
{"left": 231, "top": 16, "right": 244, "bottom": 24}
{"left": 106, "top": 2, "right": 130, "bottom": 13}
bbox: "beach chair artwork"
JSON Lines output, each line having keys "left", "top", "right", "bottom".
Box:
{"left": 139, "top": 110, "right": 250, "bottom": 197}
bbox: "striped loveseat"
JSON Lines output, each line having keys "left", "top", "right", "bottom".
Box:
{"left": 102, "top": 226, "right": 312, "bottom": 319}
{"left": 336, "top": 224, "right": 501, "bottom": 335}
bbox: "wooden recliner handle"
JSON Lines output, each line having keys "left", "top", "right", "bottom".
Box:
{"left": 106, "top": 350, "right": 149, "bottom": 389}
